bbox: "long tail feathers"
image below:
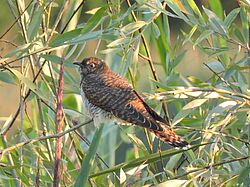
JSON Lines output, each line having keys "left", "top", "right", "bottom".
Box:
{"left": 151, "top": 125, "right": 189, "bottom": 148}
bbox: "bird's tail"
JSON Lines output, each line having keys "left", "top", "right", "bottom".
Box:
{"left": 151, "top": 124, "right": 189, "bottom": 148}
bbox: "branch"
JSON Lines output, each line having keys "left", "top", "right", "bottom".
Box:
{"left": 147, "top": 87, "right": 250, "bottom": 102}
{"left": 171, "top": 155, "right": 250, "bottom": 180}
{"left": 53, "top": 57, "right": 65, "bottom": 187}
{"left": 0, "top": 120, "right": 93, "bottom": 161}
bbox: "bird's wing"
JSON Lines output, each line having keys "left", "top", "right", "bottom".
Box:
{"left": 132, "top": 90, "right": 169, "bottom": 125}
{"left": 83, "top": 82, "right": 163, "bottom": 131}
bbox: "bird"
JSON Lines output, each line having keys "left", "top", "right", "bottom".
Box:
{"left": 74, "top": 57, "right": 189, "bottom": 148}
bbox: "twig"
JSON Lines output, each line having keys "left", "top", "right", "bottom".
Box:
{"left": 35, "top": 156, "right": 40, "bottom": 187}
{"left": 0, "top": 120, "right": 93, "bottom": 160}
{"left": 0, "top": 0, "right": 33, "bottom": 39}
{"left": 171, "top": 155, "right": 250, "bottom": 180}
{"left": 148, "top": 87, "right": 250, "bottom": 102}
{"left": 53, "top": 57, "right": 65, "bottom": 187}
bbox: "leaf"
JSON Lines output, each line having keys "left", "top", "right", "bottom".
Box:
{"left": 152, "top": 22, "right": 160, "bottom": 39}
{"left": 224, "top": 8, "right": 240, "bottom": 28}
{"left": 107, "top": 37, "right": 130, "bottom": 48}
{"left": 194, "top": 30, "right": 213, "bottom": 46}
{"left": 204, "top": 101, "right": 237, "bottom": 127}
{"left": 183, "top": 24, "right": 198, "bottom": 44}
{"left": 6, "top": 43, "right": 31, "bottom": 58}
{"left": 74, "top": 125, "right": 104, "bottom": 187}
{"left": 240, "top": 6, "right": 249, "bottom": 44}
{"left": 165, "top": 0, "right": 189, "bottom": 23}
{"left": 156, "top": 180, "right": 187, "bottom": 187}
{"left": 50, "top": 30, "right": 102, "bottom": 47}
{"left": 172, "top": 99, "right": 208, "bottom": 126}
{"left": 9, "top": 69, "right": 50, "bottom": 102}
{"left": 49, "top": 28, "right": 82, "bottom": 47}
{"left": 126, "top": 164, "right": 148, "bottom": 175}
{"left": 165, "top": 153, "right": 183, "bottom": 171}
{"left": 206, "top": 61, "right": 225, "bottom": 73}
{"left": 120, "top": 168, "right": 126, "bottom": 184}
{"left": 28, "top": 6, "right": 43, "bottom": 40}
{"left": 0, "top": 71, "right": 17, "bottom": 84}
{"left": 120, "top": 21, "right": 146, "bottom": 35}
{"left": 89, "top": 143, "right": 208, "bottom": 178}
{"left": 208, "top": 0, "right": 223, "bottom": 19}
{"left": 203, "top": 7, "right": 227, "bottom": 36}
{"left": 80, "top": 6, "right": 107, "bottom": 34}
{"left": 40, "top": 54, "right": 74, "bottom": 67}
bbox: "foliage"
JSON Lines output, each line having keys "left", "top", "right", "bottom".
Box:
{"left": 0, "top": 0, "right": 249, "bottom": 186}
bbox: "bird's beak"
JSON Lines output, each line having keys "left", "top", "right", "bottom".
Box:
{"left": 73, "top": 61, "right": 81, "bottom": 66}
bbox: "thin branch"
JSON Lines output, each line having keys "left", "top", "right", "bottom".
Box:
{"left": 0, "top": 120, "right": 93, "bottom": 160}
{"left": 53, "top": 58, "right": 65, "bottom": 187}
{"left": 0, "top": 0, "right": 33, "bottom": 39}
{"left": 148, "top": 87, "right": 250, "bottom": 102}
{"left": 171, "top": 155, "right": 250, "bottom": 180}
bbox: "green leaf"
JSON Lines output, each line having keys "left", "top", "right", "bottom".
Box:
{"left": 224, "top": 8, "right": 240, "bottom": 28}
{"left": 5, "top": 43, "right": 31, "bottom": 57}
{"left": 49, "top": 28, "right": 82, "bottom": 47}
{"left": 206, "top": 61, "right": 225, "bottom": 73}
{"left": 40, "top": 54, "right": 74, "bottom": 67}
{"left": 107, "top": 37, "right": 130, "bottom": 48}
{"left": 0, "top": 71, "right": 17, "bottom": 84}
{"left": 120, "top": 21, "right": 146, "bottom": 35}
{"left": 74, "top": 125, "right": 104, "bottom": 187}
{"left": 209, "top": 0, "right": 223, "bottom": 19}
{"left": 28, "top": 6, "right": 43, "bottom": 40}
{"left": 151, "top": 22, "right": 160, "bottom": 39}
{"left": 9, "top": 69, "right": 51, "bottom": 102}
{"left": 81, "top": 6, "right": 107, "bottom": 34}
{"left": 172, "top": 99, "right": 208, "bottom": 126}
{"left": 165, "top": 0, "right": 189, "bottom": 23}
{"left": 240, "top": 6, "right": 249, "bottom": 44}
{"left": 50, "top": 30, "right": 102, "bottom": 47}
{"left": 203, "top": 7, "right": 227, "bottom": 36}
{"left": 157, "top": 179, "right": 187, "bottom": 187}
{"left": 194, "top": 30, "right": 213, "bottom": 46}
{"left": 89, "top": 143, "right": 209, "bottom": 178}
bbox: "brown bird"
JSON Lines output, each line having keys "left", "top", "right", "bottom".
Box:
{"left": 74, "top": 57, "right": 188, "bottom": 147}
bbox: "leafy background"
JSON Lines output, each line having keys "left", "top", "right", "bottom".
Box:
{"left": 0, "top": 0, "right": 249, "bottom": 186}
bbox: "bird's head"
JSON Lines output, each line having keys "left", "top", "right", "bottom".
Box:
{"left": 74, "top": 57, "right": 107, "bottom": 77}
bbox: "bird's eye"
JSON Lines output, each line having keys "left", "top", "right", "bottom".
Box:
{"left": 89, "top": 63, "right": 95, "bottom": 68}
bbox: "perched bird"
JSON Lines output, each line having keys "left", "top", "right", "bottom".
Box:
{"left": 74, "top": 57, "right": 188, "bottom": 147}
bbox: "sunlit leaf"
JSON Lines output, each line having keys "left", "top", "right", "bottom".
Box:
{"left": 120, "top": 21, "right": 146, "bottom": 35}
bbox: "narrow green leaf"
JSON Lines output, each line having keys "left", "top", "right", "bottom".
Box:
{"left": 194, "top": 30, "right": 213, "bottom": 46}
{"left": 209, "top": 0, "right": 223, "bottom": 19}
{"left": 40, "top": 54, "right": 74, "bottom": 67}
{"left": 172, "top": 99, "right": 207, "bottom": 126}
{"left": 165, "top": 0, "right": 189, "bottom": 23}
{"left": 240, "top": 6, "right": 249, "bottom": 44}
{"left": 186, "top": 0, "right": 204, "bottom": 24}
{"left": 6, "top": 43, "right": 31, "bottom": 58}
{"left": 203, "top": 7, "right": 227, "bottom": 36}
{"left": 0, "top": 71, "right": 17, "bottom": 84}
{"left": 120, "top": 21, "right": 146, "bottom": 35}
{"left": 224, "top": 8, "right": 240, "bottom": 28}
{"left": 74, "top": 125, "right": 104, "bottom": 187}
{"left": 50, "top": 30, "right": 102, "bottom": 47}
{"left": 157, "top": 179, "right": 187, "bottom": 187}
{"left": 81, "top": 7, "right": 107, "bottom": 34}
{"left": 151, "top": 22, "right": 160, "bottom": 39}
{"left": 89, "top": 143, "right": 210, "bottom": 178}
{"left": 107, "top": 37, "right": 130, "bottom": 48}
{"left": 49, "top": 28, "right": 82, "bottom": 47}
{"left": 9, "top": 69, "right": 50, "bottom": 102}
{"left": 28, "top": 6, "right": 43, "bottom": 40}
